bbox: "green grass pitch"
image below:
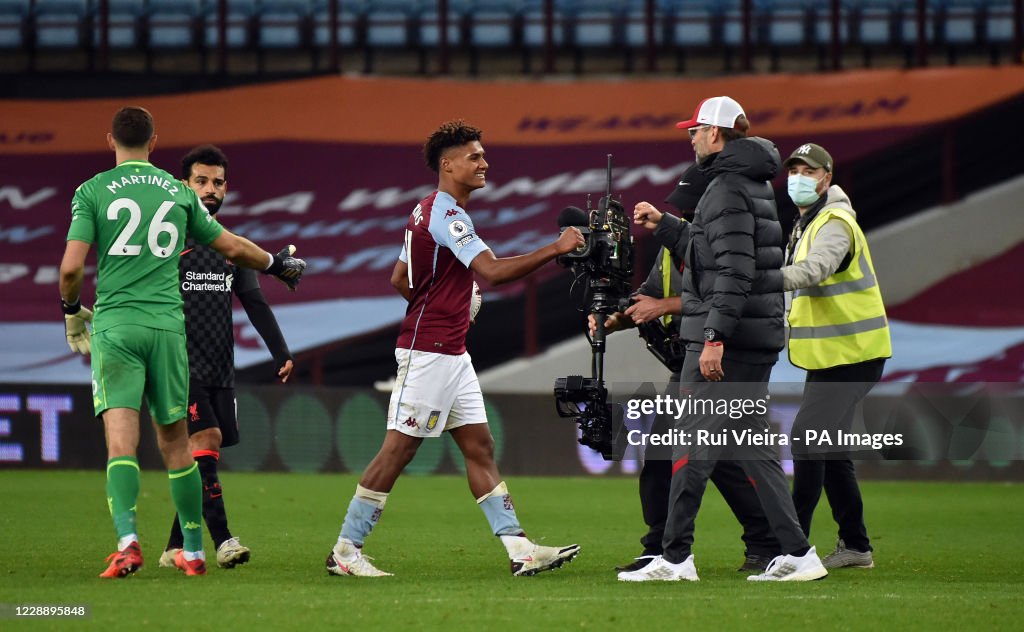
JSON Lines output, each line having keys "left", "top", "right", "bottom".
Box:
{"left": 1, "top": 471, "right": 1022, "bottom": 630}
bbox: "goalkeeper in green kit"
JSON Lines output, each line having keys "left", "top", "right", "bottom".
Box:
{"left": 59, "top": 107, "right": 306, "bottom": 577}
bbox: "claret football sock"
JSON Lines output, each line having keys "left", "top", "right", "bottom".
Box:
{"left": 477, "top": 481, "right": 524, "bottom": 541}
{"left": 168, "top": 462, "right": 204, "bottom": 554}
{"left": 106, "top": 456, "right": 140, "bottom": 541}
{"left": 339, "top": 484, "right": 388, "bottom": 547}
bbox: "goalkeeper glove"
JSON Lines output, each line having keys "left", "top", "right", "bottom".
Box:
{"left": 62, "top": 299, "right": 93, "bottom": 355}
{"left": 265, "top": 244, "right": 307, "bottom": 291}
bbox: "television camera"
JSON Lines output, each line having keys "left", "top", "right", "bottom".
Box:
{"left": 552, "top": 155, "right": 635, "bottom": 459}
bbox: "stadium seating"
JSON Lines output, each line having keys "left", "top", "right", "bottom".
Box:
{"left": 258, "top": 0, "right": 313, "bottom": 48}
{"left": 94, "top": 0, "right": 145, "bottom": 50}
{"left": 0, "top": 0, "right": 28, "bottom": 49}
{"left": 665, "top": 0, "right": 711, "bottom": 48}
{"left": 664, "top": 0, "right": 716, "bottom": 71}
{"left": 203, "top": 0, "right": 258, "bottom": 49}
{"left": 624, "top": 0, "right": 662, "bottom": 49}
{"left": 986, "top": 0, "right": 1016, "bottom": 42}
{"left": 561, "top": 0, "right": 625, "bottom": 72}
{"left": 811, "top": 0, "right": 851, "bottom": 44}
{"left": 33, "top": 0, "right": 90, "bottom": 49}
{"left": 419, "top": 0, "right": 465, "bottom": 48}
{"left": 363, "top": 0, "right": 415, "bottom": 47}
{"left": 6, "top": 0, "right": 1021, "bottom": 75}
{"left": 766, "top": 0, "right": 811, "bottom": 49}
{"left": 522, "top": 0, "right": 564, "bottom": 48}
{"left": 313, "top": 0, "right": 365, "bottom": 50}
{"left": 940, "top": 0, "right": 980, "bottom": 44}
{"left": 854, "top": 0, "right": 898, "bottom": 46}
{"left": 467, "top": 0, "right": 521, "bottom": 49}
{"left": 148, "top": 0, "right": 203, "bottom": 49}
{"left": 564, "top": 0, "right": 622, "bottom": 49}
{"left": 899, "top": 0, "right": 936, "bottom": 44}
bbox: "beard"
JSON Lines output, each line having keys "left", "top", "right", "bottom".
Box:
{"left": 202, "top": 197, "right": 223, "bottom": 214}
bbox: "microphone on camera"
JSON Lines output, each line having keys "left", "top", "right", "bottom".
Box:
{"left": 557, "top": 206, "right": 589, "bottom": 229}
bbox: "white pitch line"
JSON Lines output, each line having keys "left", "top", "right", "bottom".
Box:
{"left": 412, "top": 594, "right": 845, "bottom": 604}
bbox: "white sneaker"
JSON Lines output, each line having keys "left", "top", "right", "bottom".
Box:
{"left": 746, "top": 546, "right": 828, "bottom": 582}
{"left": 511, "top": 542, "right": 581, "bottom": 576}
{"left": 158, "top": 548, "right": 181, "bottom": 568}
{"left": 618, "top": 555, "right": 699, "bottom": 582}
{"left": 325, "top": 539, "right": 393, "bottom": 577}
{"left": 217, "top": 537, "right": 251, "bottom": 569}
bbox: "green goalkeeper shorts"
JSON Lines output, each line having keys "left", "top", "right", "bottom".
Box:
{"left": 91, "top": 324, "right": 189, "bottom": 425}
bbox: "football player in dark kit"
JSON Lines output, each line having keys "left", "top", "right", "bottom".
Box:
{"left": 159, "top": 145, "right": 294, "bottom": 570}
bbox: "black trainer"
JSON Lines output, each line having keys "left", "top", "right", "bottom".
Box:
{"left": 738, "top": 553, "right": 776, "bottom": 572}
{"left": 615, "top": 555, "right": 658, "bottom": 572}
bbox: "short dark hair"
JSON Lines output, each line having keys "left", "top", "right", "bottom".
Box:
{"left": 423, "top": 120, "right": 483, "bottom": 172}
{"left": 181, "top": 144, "right": 229, "bottom": 180}
{"left": 720, "top": 114, "right": 750, "bottom": 143}
{"left": 111, "top": 106, "right": 154, "bottom": 149}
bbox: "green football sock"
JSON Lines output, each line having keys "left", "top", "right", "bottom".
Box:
{"left": 106, "top": 457, "right": 140, "bottom": 540}
{"left": 168, "top": 462, "right": 204, "bottom": 554}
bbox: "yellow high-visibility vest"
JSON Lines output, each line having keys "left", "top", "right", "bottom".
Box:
{"left": 661, "top": 248, "right": 673, "bottom": 326}
{"left": 788, "top": 208, "right": 892, "bottom": 370}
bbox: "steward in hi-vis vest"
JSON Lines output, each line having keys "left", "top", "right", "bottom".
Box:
{"left": 786, "top": 202, "right": 892, "bottom": 370}
{"left": 781, "top": 141, "right": 890, "bottom": 571}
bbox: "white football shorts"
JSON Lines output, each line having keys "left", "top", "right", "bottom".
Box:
{"left": 386, "top": 348, "right": 487, "bottom": 438}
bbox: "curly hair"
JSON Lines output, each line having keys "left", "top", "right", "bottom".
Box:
{"left": 180, "top": 144, "right": 229, "bottom": 180}
{"left": 423, "top": 120, "right": 483, "bottom": 173}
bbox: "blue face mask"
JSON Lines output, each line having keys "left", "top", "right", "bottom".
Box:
{"left": 787, "top": 174, "right": 823, "bottom": 207}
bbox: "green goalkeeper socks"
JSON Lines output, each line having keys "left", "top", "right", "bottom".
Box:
{"left": 168, "top": 462, "right": 204, "bottom": 554}
{"left": 106, "top": 457, "right": 140, "bottom": 540}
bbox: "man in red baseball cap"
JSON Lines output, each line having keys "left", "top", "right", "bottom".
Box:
{"left": 675, "top": 96, "right": 747, "bottom": 132}
{"left": 619, "top": 96, "right": 828, "bottom": 584}
{"left": 599, "top": 160, "right": 782, "bottom": 577}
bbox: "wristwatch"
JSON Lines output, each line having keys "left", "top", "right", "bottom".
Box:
{"left": 704, "top": 327, "right": 721, "bottom": 343}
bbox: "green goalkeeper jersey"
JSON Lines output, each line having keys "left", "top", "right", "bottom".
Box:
{"left": 66, "top": 160, "right": 224, "bottom": 334}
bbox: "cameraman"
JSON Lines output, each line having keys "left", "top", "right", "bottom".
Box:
{"left": 591, "top": 163, "right": 780, "bottom": 574}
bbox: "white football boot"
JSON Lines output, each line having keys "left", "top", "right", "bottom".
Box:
{"left": 326, "top": 539, "right": 393, "bottom": 577}
{"left": 158, "top": 548, "right": 182, "bottom": 568}
{"left": 510, "top": 541, "right": 581, "bottom": 576}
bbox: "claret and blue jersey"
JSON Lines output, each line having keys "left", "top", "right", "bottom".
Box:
{"left": 395, "top": 190, "right": 490, "bottom": 356}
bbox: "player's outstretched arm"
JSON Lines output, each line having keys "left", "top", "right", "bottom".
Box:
{"left": 209, "top": 229, "right": 279, "bottom": 269}
{"left": 209, "top": 229, "right": 306, "bottom": 290}
{"left": 470, "top": 227, "right": 585, "bottom": 286}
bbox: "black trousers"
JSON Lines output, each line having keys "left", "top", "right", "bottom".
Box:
{"left": 638, "top": 388, "right": 780, "bottom": 557}
{"left": 662, "top": 351, "right": 809, "bottom": 564}
{"left": 791, "top": 358, "right": 885, "bottom": 552}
